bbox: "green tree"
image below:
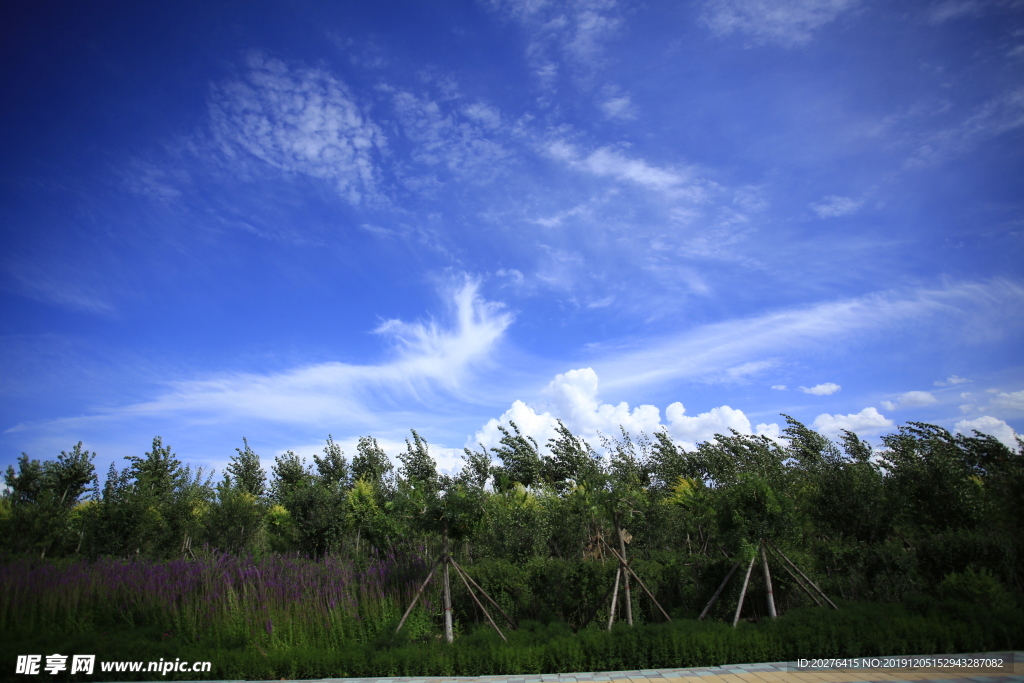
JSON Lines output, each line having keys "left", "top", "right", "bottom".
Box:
{"left": 227, "top": 437, "right": 266, "bottom": 498}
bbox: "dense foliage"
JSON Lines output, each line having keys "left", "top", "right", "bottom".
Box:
{"left": 1, "top": 418, "right": 1022, "bottom": 678}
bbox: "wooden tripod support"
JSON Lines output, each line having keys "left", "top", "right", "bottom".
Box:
{"left": 698, "top": 539, "right": 837, "bottom": 628}
{"left": 395, "top": 533, "right": 516, "bottom": 643}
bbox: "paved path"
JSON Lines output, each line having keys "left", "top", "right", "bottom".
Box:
{"left": 190, "top": 652, "right": 1024, "bottom": 683}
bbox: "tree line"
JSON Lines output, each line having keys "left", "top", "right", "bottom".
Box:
{"left": 2, "top": 417, "right": 1022, "bottom": 604}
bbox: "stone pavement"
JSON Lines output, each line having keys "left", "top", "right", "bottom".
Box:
{"left": 200, "top": 652, "right": 1023, "bottom": 683}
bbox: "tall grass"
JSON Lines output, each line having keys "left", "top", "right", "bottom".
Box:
{"left": 0, "top": 550, "right": 441, "bottom": 650}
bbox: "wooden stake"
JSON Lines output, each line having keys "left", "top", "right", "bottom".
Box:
{"left": 449, "top": 557, "right": 518, "bottom": 630}
{"left": 699, "top": 562, "right": 739, "bottom": 620}
{"left": 760, "top": 541, "right": 776, "bottom": 619}
{"left": 442, "top": 532, "right": 453, "bottom": 643}
{"left": 606, "top": 565, "right": 622, "bottom": 630}
{"left": 617, "top": 522, "right": 633, "bottom": 626}
{"left": 767, "top": 541, "right": 838, "bottom": 610}
{"left": 732, "top": 555, "right": 756, "bottom": 628}
{"left": 601, "top": 540, "right": 673, "bottom": 622}
{"left": 765, "top": 543, "right": 821, "bottom": 607}
{"left": 396, "top": 556, "right": 441, "bottom": 633}
{"left": 450, "top": 559, "right": 506, "bottom": 642}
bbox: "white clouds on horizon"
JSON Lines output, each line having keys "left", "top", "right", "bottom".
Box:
{"left": 470, "top": 366, "right": 782, "bottom": 455}
{"left": 701, "top": 0, "right": 860, "bottom": 47}
{"left": 812, "top": 406, "right": 893, "bottom": 436}
{"left": 955, "top": 415, "right": 1019, "bottom": 448}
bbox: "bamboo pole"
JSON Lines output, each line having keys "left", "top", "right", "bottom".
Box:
{"left": 732, "top": 555, "right": 756, "bottom": 628}
{"left": 601, "top": 540, "right": 673, "bottom": 622}
{"left": 617, "top": 522, "right": 633, "bottom": 626}
{"left": 449, "top": 557, "right": 518, "bottom": 630}
{"left": 760, "top": 541, "right": 776, "bottom": 619}
{"left": 767, "top": 541, "right": 838, "bottom": 609}
{"left": 699, "top": 562, "right": 739, "bottom": 620}
{"left": 606, "top": 565, "right": 622, "bottom": 630}
{"left": 450, "top": 559, "right": 506, "bottom": 642}
{"left": 765, "top": 543, "right": 821, "bottom": 607}
{"left": 396, "top": 556, "right": 441, "bottom": 633}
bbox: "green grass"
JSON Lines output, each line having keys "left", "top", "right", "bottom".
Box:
{"left": 3, "top": 598, "right": 1021, "bottom": 681}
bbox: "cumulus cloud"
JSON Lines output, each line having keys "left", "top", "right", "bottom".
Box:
{"left": 812, "top": 407, "right": 894, "bottom": 437}
{"left": 208, "top": 52, "right": 386, "bottom": 204}
{"left": 800, "top": 383, "right": 841, "bottom": 395}
{"left": 934, "top": 375, "right": 970, "bottom": 386}
{"left": 701, "top": 0, "right": 860, "bottom": 47}
{"left": 470, "top": 367, "right": 780, "bottom": 456}
{"left": 811, "top": 195, "right": 864, "bottom": 218}
{"left": 955, "top": 416, "right": 1019, "bottom": 449}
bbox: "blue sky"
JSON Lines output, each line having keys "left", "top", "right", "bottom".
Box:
{"left": 2, "top": 0, "right": 1023, "bottom": 483}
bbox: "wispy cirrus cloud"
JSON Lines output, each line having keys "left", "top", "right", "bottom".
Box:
{"left": 12, "top": 278, "right": 512, "bottom": 433}
{"left": 591, "top": 279, "right": 1024, "bottom": 392}
{"left": 208, "top": 52, "right": 386, "bottom": 204}
{"left": 811, "top": 195, "right": 863, "bottom": 218}
{"left": 701, "top": 0, "right": 860, "bottom": 47}
{"left": 481, "top": 0, "right": 624, "bottom": 85}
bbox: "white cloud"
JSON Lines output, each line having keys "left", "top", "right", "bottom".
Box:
{"left": 771, "top": 384, "right": 788, "bottom": 390}
{"left": 912, "top": 87, "right": 1024, "bottom": 165}
{"left": 389, "top": 89, "right": 512, "bottom": 183}
{"left": 105, "top": 278, "right": 512, "bottom": 427}
{"left": 810, "top": 195, "right": 864, "bottom": 218}
{"left": 991, "top": 390, "right": 1024, "bottom": 413}
{"left": 208, "top": 52, "right": 386, "bottom": 204}
{"left": 701, "top": 0, "right": 860, "bottom": 47}
{"left": 812, "top": 407, "right": 894, "bottom": 437}
{"left": 483, "top": 0, "right": 624, "bottom": 77}
{"left": 601, "top": 95, "right": 636, "bottom": 121}
{"left": 934, "top": 374, "right": 970, "bottom": 386}
{"left": 470, "top": 367, "right": 780, "bottom": 456}
{"left": 883, "top": 390, "right": 939, "bottom": 411}
{"left": 800, "top": 383, "right": 841, "bottom": 395}
{"left": 592, "top": 280, "right": 1024, "bottom": 393}
{"left": 546, "top": 141, "right": 713, "bottom": 200}
{"left": 955, "top": 416, "right": 1019, "bottom": 448}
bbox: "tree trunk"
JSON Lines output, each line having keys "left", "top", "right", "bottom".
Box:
{"left": 732, "top": 555, "right": 756, "bottom": 628}
{"left": 761, "top": 541, "right": 777, "bottom": 619}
